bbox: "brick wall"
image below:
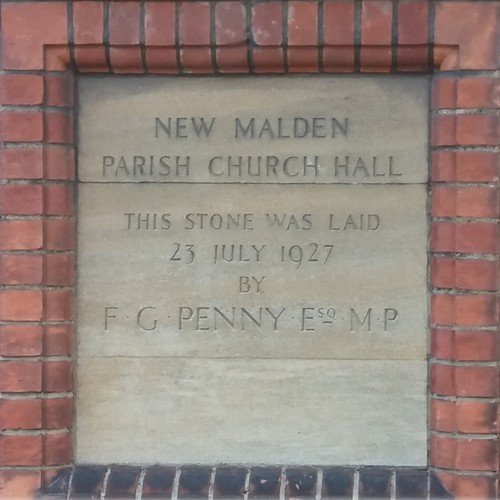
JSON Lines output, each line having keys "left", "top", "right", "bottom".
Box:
{"left": 0, "top": 1, "right": 498, "bottom": 498}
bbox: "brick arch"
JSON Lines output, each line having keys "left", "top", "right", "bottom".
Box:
{"left": 0, "top": 1, "right": 498, "bottom": 498}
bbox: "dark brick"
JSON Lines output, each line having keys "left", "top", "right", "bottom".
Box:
{"left": 323, "top": 468, "right": 353, "bottom": 498}
{"left": 178, "top": 467, "right": 211, "bottom": 498}
{"left": 142, "top": 467, "right": 176, "bottom": 498}
{"left": 250, "top": 468, "right": 281, "bottom": 497}
{"left": 359, "top": 470, "right": 391, "bottom": 498}
{"left": 71, "top": 467, "right": 106, "bottom": 496}
{"left": 214, "top": 467, "right": 247, "bottom": 497}
{"left": 286, "top": 469, "right": 316, "bottom": 498}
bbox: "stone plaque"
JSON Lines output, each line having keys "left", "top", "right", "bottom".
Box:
{"left": 76, "top": 76, "right": 429, "bottom": 466}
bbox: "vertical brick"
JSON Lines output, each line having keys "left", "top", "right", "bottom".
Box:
{"left": 323, "top": 1, "right": 355, "bottom": 72}
{"left": 179, "top": 2, "right": 212, "bottom": 73}
{"left": 431, "top": 115, "right": 456, "bottom": 146}
{"left": 45, "top": 74, "right": 74, "bottom": 108}
{"left": 216, "top": 2, "right": 248, "bottom": 72}
{"left": 430, "top": 398, "right": 456, "bottom": 433}
{"left": 45, "top": 112, "right": 74, "bottom": 144}
{"left": 44, "top": 325, "right": 73, "bottom": 356}
{"left": 252, "top": 2, "right": 284, "bottom": 73}
{"left": 361, "top": 0, "right": 392, "bottom": 71}
{"left": 288, "top": 1, "right": 318, "bottom": 72}
{"left": 431, "top": 77, "right": 457, "bottom": 109}
{"left": 397, "top": 0, "right": 428, "bottom": 70}
{"left": 109, "top": 2, "right": 140, "bottom": 45}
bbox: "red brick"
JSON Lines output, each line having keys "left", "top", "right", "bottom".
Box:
{"left": 431, "top": 327, "right": 454, "bottom": 359}
{"left": 456, "top": 401, "right": 498, "bottom": 434}
{"left": 431, "top": 115, "right": 456, "bottom": 146}
{"left": 180, "top": 3, "right": 210, "bottom": 45}
{"left": 454, "top": 330, "right": 498, "bottom": 361}
{"left": 324, "top": 1, "right": 354, "bottom": 44}
{"left": 430, "top": 434, "right": 456, "bottom": 469}
{"left": 45, "top": 112, "right": 74, "bottom": 145}
{"left": 435, "top": 2, "right": 499, "bottom": 70}
{"left": 0, "top": 147, "right": 43, "bottom": 179}
{"left": 75, "top": 46, "right": 108, "bottom": 73}
{"left": 0, "top": 400, "right": 42, "bottom": 430}
{"left": 181, "top": 47, "right": 213, "bottom": 74}
{"left": 0, "top": 325, "right": 43, "bottom": 357}
{"left": 44, "top": 219, "right": 75, "bottom": 251}
{"left": 43, "top": 361, "right": 72, "bottom": 393}
{"left": 0, "top": 184, "right": 43, "bottom": 215}
{"left": 431, "top": 222, "right": 498, "bottom": 254}
{"left": 437, "top": 471, "right": 498, "bottom": 499}
{"left": 0, "top": 111, "right": 43, "bottom": 142}
{"left": 45, "top": 74, "right": 74, "bottom": 108}
{"left": 431, "top": 78, "right": 457, "bottom": 109}
{"left": 0, "top": 361, "right": 42, "bottom": 392}
{"left": 0, "top": 75, "right": 43, "bottom": 105}
{"left": 455, "top": 366, "right": 499, "bottom": 398}
{"left": 45, "top": 253, "right": 75, "bottom": 286}
{"left": 43, "top": 432, "right": 72, "bottom": 466}
{"left": 432, "top": 186, "right": 497, "bottom": 218}
{"left": 145, "top": 2, "right": 175, "bottom": 46}
{"left": 457, "top": 114, "right": 498, "bottom": 146}
{"left": 44, "top": 289, "right": 74, "bottom": 322}
{"left": 145, "top": 47, "right": 178, "bottom": 74}
{"left": 0, "top": 470, "right": 41, "bottom": 499}
{"left": 323, "top": 47, "right": 355, "bottom": 73}
{"left": 1, "top": 3, "right": 68, "bottom": 70}
{"left": 457, "top": 77, "right": 497, "bottom": 108}
{"left": 430, "top": 398, "right": 456, "bottom": 433}
{"left": 431, "top": 295, "right": 496, "bottom": 326}
{"left": 432, "top": 258, "right": 498, "bottom": 292}
{"left": 109, "top": 2, "right": 140, "bottom": 45}
{"left": 216, "top": 2, "right": 246, "bottom": 45}
{"left": 0, "top": 220, "right": 43, "bottom": 250}
{"left": 431, "top": 363, "right": 455, "bottom": 396}
{"left": 45, "top": 147, "right": 75, "bottom": 181}
{"left": 44, "top": 325, "right": 73, "bottom": 356}
{"left": 253, "top": 47, "right": 285, "bottom": 74}
{"left": 456, "top": 438, "right": 498, "bottom": 471}
{"left": 217, "top": 46, "right": 248, "bottom": 73}
{"left": 43, "top": 398, "right": 73, "bottom": 429}
{"left": 323, "top": 1, "right": 354, "bottom": 72}
{"left": 455, "top": 152, "right": 498, "bottom": 183}
{"left": 110, "top": 47, "right": 145, "bottom": 74}
{"left": 252, "top": 2, "right": 282, "bottom": 45}
{"left": 0, "top": 436, "right": 42, "bottom": 466}
{"left": 398, "top": 0, "right": 428, "bottom": 44}
{"left": 45, "top": 184, "right": 74, "bottom": 216}
{"left": 288, "top": 2, "right": 318, "bottom": 45}
{"left": 361, "top": 1, "right": 392, "bottom": 71}
{"left": 0, "top": 290, "right": 43, "bottom": 321}
{"left": 74, "top": 1, "right": 104, "bottom": 44}
{"left": 0, "top": 254, "right": 43, "bottom": 285}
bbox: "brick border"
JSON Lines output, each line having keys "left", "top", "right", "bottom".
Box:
{"left": 0, "top": 1, "right": 498, "bottom": 498}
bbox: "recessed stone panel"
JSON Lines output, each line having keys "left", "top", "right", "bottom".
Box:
{"left": 76, "top": 76, "right": 429, "bottom": 466}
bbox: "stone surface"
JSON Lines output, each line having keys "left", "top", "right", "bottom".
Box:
{"left": 76, "top": 75, "right": 429, "bottom": 466}
{"left": 78, "top": 76, "right": 429, "bottom": 184}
